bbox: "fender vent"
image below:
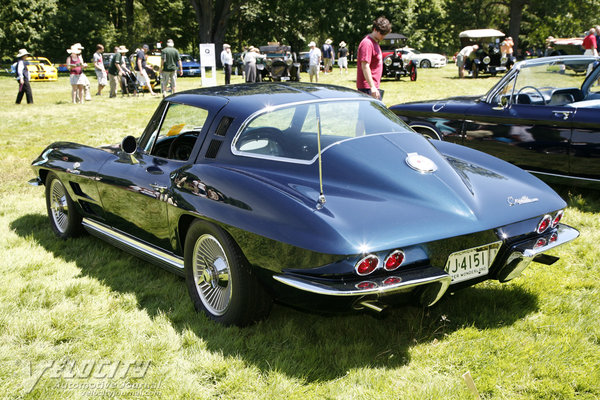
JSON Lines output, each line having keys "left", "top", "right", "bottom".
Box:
{"left": 215, "top": 116, "right": 233, "bottom": 136}
{"left": 205, "top": 140, "right": 223, "bottom": 159}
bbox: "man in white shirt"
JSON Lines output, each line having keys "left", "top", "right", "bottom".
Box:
{"left": 308, "top": 41, "right": 322, "bottom": 83}
{"left": 220, "top": 44, "right": 233, "bottom": 85}
{"left": 457, "top": 44, "right": 479, "bottom": 78}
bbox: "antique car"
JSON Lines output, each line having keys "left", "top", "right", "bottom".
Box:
{"left": 11, "top": 56, "right": 58, "bottom": 81}
{"left": 180, "top": 54, "right": 201, "bottom": 77}
{"left": 389, "top": 55, "right": 600, "bottom": 186}
{"left": 30, "top": 83, "right": 578, "bottom": 326}
{"left": 459, "top": 29, "right": 514, "bottom": 77}
{"left": 383, "top": 48, "right": 418, "bottom": 81}
{"left": 257, "top": 44, "right": 300, "bottom": 81}
{"left": 545, "top": 37, "right": 585, "bottom": 57}
{"left": 398, "top": 47, "right": 447, "bottom": 68}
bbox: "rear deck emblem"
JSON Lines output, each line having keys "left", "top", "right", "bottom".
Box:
{"left": 406, "top": 153, "right": 437, "bottom": 173}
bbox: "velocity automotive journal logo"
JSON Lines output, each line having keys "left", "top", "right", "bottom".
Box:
{"left": 19, "top": 359, "right": 161, "bottom": 396}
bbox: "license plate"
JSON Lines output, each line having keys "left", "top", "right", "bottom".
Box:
{"left": 444, "top": 241, "right": 502, "bottom": 284}
{"left": 281, "top": 76, "right": 290, "bottom": 81}
{"left": 393, "top": 62, "right": 400, "bottom": 66}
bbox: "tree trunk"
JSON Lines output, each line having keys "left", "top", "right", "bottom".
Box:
{"left": 188, "top": 0, "right": 234, "bottom": 65}
{"left": 508, "top": 0, "right": 527, "bottom": 50}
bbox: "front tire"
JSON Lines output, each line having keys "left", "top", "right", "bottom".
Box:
{"left": 184, "top": 220, "right": 272, "bottom": 326}
{"left": 45, "top": 173, "right": 82, "bottom": 239}
{"left": 420, "top": 59, "right": 431, "bottom": 68}
{"left": 410, "top": 64, "right": 417, "bottom": 81}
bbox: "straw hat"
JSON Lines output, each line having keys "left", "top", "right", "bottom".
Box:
{"left": 339, "top": 41, "right": 347, "bottom": 47}
{"left": 117, "top": 45, "right": 129, "bottom": 53}
{"left": 16, "top": 49, "right": 30, "bottom": 58}
{"left": 223, "top": 43, "right": 231, "bottom": 49}
{"left": 325, "top": 38, "right": 333, "bottom": 45}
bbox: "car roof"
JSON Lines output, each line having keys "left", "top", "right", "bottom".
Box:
{"left": 459, "top": 29, "right": 505, "bottom": 38}
{"left": 167, "top": 82, "right": 369, "bottom": 115}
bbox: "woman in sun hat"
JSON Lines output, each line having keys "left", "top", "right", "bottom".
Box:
{"left": 15, "top": 48, "right": 33, "bottom": 104}
{"left": 67, "top": 43, "right": 88, "bottom": 103}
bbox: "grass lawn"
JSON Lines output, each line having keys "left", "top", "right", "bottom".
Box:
{"left": 1, "top": 66, "right": 599, "bottom": 399}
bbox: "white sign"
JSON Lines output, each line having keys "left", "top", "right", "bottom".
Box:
{"left": 199, "top": 43, "right": 217, "bottom": 87}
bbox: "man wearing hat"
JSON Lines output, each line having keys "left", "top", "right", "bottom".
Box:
{"left": 135, "top": 44, "right": 156, "bottom": 95}
{"left": 337, "top": 41, "right": 348, "bottom": 74}
{"left": 108, "top": 45, "right": 128, "bottom": 98}
{"left": 308, "top": 41, "right": 322, "bottom": 83}
{"left": 15, "top": 49, "right": 33, "bottom": 104}
{"left": 220, "top": 44, "right": 233, "bottom": 85}
{"left": 322, "top": 38, "right": 334, "bottom": 73}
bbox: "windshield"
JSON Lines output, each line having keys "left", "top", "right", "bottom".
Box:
{"left": 491, "top": 58, "right": 598, "bottom": 105}
{"left": 181, "top": 55, "right": 195, "bottom": 62}
{"left": 233, "top": 99, "right": 410, "bottom": 163}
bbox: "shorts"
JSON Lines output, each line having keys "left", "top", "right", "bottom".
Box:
{"left": 338, "top": 57, "right": 348, "bottom": 68}
{"left": 70, "top": 73, "right": 86, "bottom": 85}
{"left": 456, "top": 54, "right": 465, "bottom": 68}
{"left": 95, "top": 69, "right": 107, "bottom": 85}
{"left": 308, "top": 65, "right": 319, "bottom": 76}
{"left": 136, "top": 70, "right": 150, "bottom": 87}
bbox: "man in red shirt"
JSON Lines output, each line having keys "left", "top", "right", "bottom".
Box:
{"left": 583, "top": 28, "right": 598, "bottom": 56}
{"left": 356, "top": 16, "right": 392, "bottom": 100}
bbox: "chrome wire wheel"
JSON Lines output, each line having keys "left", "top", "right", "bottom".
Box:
{"left": 192, "top": 234, "right": 232, "bottom": 316}
{"left": 49, "top": 179, "right": 69, "bottom": 234}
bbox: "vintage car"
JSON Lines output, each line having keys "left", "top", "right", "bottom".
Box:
{"left": 398, "top": 47, "right": 447, "bottom": 68}
{"left": 390, "top": 55, "right": 600, "bottom": 186}
{"left": 545, "top": 37, "right": 585, "bottom": 57}
{"left": 30, "top": 83, "right": 578, "bottom": 326}
{"left": 459, "top": 29, "right": 514, "bottom": 77}
{"left": 257, "top": 44, "right": 300, "bottom": 82}
{"left": 11, "top": 56, "right": 58, "bottom": 81}
{"left": 382, "top": 48, "right": 418, "bottom": 81}
{"left": 180, "top": 54, "right": 201, "bottom": 77}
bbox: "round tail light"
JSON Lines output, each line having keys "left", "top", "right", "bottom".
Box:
{"left": 552, "top": 210, "right": 564, "bottom": 227}
{"left": 356, "top": 281, "right": 377, "bottom": 290}
{"left": 534, "top": 238, "right": 547, "bottom": 248}
{"left": 384, "top": 250, "right": 405, "bottom": 271}
{"left": 355, "top": 255, "right": 379, "bottom": 276}
{"left": 536, "top": 215, "right": 552, "bottom": 234}
{"left": 550, "top": 232, "right": 558, "bottom": 243}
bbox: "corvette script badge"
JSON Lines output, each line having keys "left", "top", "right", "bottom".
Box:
{"left": 507, "top": 195, "right": 539, "bottom": 206}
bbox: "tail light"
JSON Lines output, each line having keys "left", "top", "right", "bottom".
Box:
{"left": 355, "top": 255, "right": 379, "bottom": 276}
{"left": 534, "top": 238, "right": 547, "bottom": 248}
{"left": 536, "top": 215, "right": 552, "bottom": 234}
{"left": 356, "top": 281, "right": 377, "bottom": 290}
{"left": 384, "top": 250, "right": 405, "bottom": 271}
{"left": 550, "top": 232, "right": 558, "bottom": 243}
{"left": 552, "top": 210, "right": 564, "bottom": 227}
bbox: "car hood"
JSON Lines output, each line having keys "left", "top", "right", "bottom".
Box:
{"left": 390, "top": 96, "right": 483, "bottom": 116}
{"left": 284, "top": 133, "right": 565, "bottom": 253}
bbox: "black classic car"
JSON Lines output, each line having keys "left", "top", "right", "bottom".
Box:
{"left": 390, "top": 55, "right": 600, "bottom": 187}
{"left": 382, "top": 48, "right": 418, "bottom": 81}
{"left": 31, "top": 83, "right": 578, "bottom": 326}
{"left": 257, "top": 44, "right": 300, "bottom": 82}
{"left": 459, "top": 29, "right": 515, "bottom": 77}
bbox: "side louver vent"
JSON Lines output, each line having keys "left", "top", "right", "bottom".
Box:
{"left": 215, "top": 117, "right": 233, "bottom": 136}
{"left": 205, "top": 140, "right": 223, "bottom": 159}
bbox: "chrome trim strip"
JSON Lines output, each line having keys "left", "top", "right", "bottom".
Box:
{"left": 82, "top": 218, "right": 184, "bottom": 269}
{"left": 526, "top": 170, "right": 600, "bottom": 183}
{"left": 273, "top": 266, "right": 451, "bottom": 298}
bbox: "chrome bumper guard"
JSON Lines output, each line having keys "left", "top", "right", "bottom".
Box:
{"left": 28, "top": 177, "right": 43, "bottom": 186}
{"left": 273, "top": 265, "right": 452, "bottom": 307}
{"left": 496, "top": 224, "right": 579, "bottom": 282}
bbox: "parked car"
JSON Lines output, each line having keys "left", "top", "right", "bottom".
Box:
{"left": 390, "top": 55, "right": 600, "bottom": 186}
{"left": 180, "top": 54, "right": 201, "bottom": 77}
{"left": 11, "top": 56, "right": 58, "bottom": 81}
{"left": 382, "top": 49, "right": 418, "bottom": 81}
{"left": 398, "top": 47, "right": 447, "bottom": 68}
{"left": 30, "top": 82, "right": 578, "bottom": 326}
{"left": 257, "top": 44, "right": 300, "bottom": 81}
{"left": 459, "top": 29, "right": 514, "bottom": 77}
{"left": 545, "top": 37, "right": 584, "bottom": 56}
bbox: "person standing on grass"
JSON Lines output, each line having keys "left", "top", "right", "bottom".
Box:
{"left": 356, "top": 16, "right": 392, "bottom": 100}
{"left": 338, "top": 41, "right": 349, "bottom": 74}
{"left": 108, "top": 46, "right": 126, "bottom": 98}
{"left": 67, "top": 43, "right": 87, "bottom": 104}
{"left": 160, "top": 39, "right": 183, "bottom": 96}
{"left": 15, "top": 49, "right": 33, "bottom": 104}
{"left": 135, "top": 44, "right": 157, "bottom": 95}
{"left": 93, "top": 44, "right": 107, "bottom": 96}
{"left": 308, "top": 41, "right": 321, "bottom": 83}
{"left": 221, "top": 44, "right": 233, "bottom": 85}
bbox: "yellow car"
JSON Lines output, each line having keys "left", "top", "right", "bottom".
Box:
{"left": 24, "top": 57, "right": 58, "bottom": 81}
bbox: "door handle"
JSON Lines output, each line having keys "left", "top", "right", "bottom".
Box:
{"left": 552, "top": 110, "right": 573, "bottom": 120}
{"left": 149, "top": 183, "right": 167, "bottom": 193}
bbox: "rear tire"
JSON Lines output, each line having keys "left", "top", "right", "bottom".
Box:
{"left": 45, "top": 173, "right": 82, "bottom": 239}
{"left": 420, "top": 59, "right": 431, "bottom": 68}
{"left": 410, "top": 64, "right": 417, "bottom": 81}
{"left": 184, "top": 220, "right": 272, "bottom": 326}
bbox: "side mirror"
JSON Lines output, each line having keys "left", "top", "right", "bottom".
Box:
{"left": 121, "top": 135, "right": 137, "bottom": 154}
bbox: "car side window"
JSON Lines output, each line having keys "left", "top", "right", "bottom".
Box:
{"left": 148, "top": 103, "right": 209, "bottom": 161}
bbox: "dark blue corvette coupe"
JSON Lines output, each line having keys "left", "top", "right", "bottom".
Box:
{"left": 390, "top": 55, "right": 600, "bottom": 186}
{"left": 31, "top": 83, "right": 579, "bottom": 326}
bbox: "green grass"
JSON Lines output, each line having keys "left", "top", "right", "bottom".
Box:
{"left": 1, "top": 67, "right": 599, "bottom": 399}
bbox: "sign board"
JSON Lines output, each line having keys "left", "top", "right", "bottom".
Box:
{"left": 200, "top": 43, "right": 217, "bottom": 87}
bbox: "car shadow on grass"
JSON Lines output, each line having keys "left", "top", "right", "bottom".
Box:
{"left": 11, "top": 213, "right": 538, "bottom": 382}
